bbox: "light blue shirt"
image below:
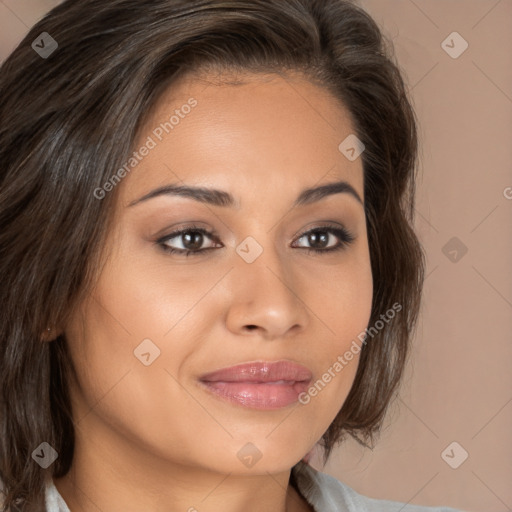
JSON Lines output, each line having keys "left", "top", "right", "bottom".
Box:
{"left": 44, "top": 460, "right": 467, "bottom": 511}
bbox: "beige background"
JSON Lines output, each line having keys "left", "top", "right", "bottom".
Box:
{"left": 1, "top": 1, "right": 511, "bottom": 511}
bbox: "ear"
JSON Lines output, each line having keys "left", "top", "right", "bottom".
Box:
{"left": 40, "top": 326, "right": 61, "bottom": 342}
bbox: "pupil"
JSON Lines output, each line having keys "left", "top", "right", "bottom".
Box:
{"left": 183, "top": 231, "right": 203, "bottom": 250}
{"left": 309, "top": 231, "right": 328, "bottom": 248}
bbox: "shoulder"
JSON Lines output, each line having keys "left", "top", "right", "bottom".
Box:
{"left": 291, "top": 461, "right": 467, "bottom": 512}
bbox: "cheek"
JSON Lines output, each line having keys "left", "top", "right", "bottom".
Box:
{"left": 63, "top": 289, "right": 200, "bottom": 458}
{"left": 297, "top": 249, "right": 373, "bottom": 413}
{"left": 61, "top": 249, "right": 221, "bottom": 421}
{"left": 306, "top": 245, "right": 373, "bottom": 348}
{"left": 77, "top": 251, "right": 210, "bottom": 355}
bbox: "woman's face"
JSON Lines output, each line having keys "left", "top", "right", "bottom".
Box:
{"left": 64, "top": 71, "right": 373, "bottom": 476}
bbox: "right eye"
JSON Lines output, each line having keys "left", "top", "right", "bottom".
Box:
{"left": 157, "top": 227, "right": 223, "bottom": 257}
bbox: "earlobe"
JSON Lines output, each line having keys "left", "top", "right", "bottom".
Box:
{"left": 41, "top": 326, "right": 58, "bottom": 342}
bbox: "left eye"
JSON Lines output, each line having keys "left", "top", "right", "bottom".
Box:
{"left": 291, "top": 226, "right": 355, "bottom": 253}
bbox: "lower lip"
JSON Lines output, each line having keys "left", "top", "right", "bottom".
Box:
{"left": 199, "top": 380, "right": 310, "bottom": 410}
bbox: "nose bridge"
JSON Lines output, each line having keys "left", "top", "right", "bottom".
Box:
{"left": 235, "top": 230, "right": 290, "bottom": 293}
{"left": 226, "top": 232, "right": 308, "bottom": 337}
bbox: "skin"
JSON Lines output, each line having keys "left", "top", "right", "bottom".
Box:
{"left": 52, "top": 71, "right": 373, "bottom": 512}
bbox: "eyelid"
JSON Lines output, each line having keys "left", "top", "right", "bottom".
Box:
{"left": 293, "top": 221, "right": 352, "bottom": 241}
{"left": 157, "top": 225, "right": 222, "bottom": 248}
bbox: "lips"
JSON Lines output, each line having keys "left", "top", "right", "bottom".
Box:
{"left": 198, "top": 361, "right": 312, "bottom": 410}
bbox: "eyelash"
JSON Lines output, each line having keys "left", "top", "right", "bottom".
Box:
{"left": 156, "top": 223, "right": 355, "bottom": 257}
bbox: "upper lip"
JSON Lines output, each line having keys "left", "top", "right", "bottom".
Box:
{"left": 199, "top": 360, "right": 313, "bottom": 383}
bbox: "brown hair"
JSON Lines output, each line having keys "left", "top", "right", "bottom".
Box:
{"left": 0, "top": 0, "right": 424, "bottom": 509}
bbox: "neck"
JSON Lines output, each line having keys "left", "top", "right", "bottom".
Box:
{"left": 53, "top": 421, "right": 311, "bottom": 512}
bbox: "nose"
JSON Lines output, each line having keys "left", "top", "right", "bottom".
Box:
{"left": 224, "top": 244, "right": 309, "bottom": 341}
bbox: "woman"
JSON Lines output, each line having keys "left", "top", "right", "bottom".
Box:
{"left": 0, "top": 1, "right": 465, "bottom": 511}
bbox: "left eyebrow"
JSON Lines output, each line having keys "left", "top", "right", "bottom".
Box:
{"left": 294, "top": 180, "right": 363, "bottom": 207}
{"left": 127, "top": 179, "right": 363, "bottom": 208}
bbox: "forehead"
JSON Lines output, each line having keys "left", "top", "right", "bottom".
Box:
{"left": 119, "top": 71, "right": 363, "bottom": 207}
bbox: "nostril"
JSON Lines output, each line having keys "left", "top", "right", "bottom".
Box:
{"left": 245, "top": 325, "right": 258, "bottom": 331}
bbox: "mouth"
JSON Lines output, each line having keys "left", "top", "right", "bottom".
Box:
{"left": 198, "top": 360, "right": 312, "bottom": 410}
